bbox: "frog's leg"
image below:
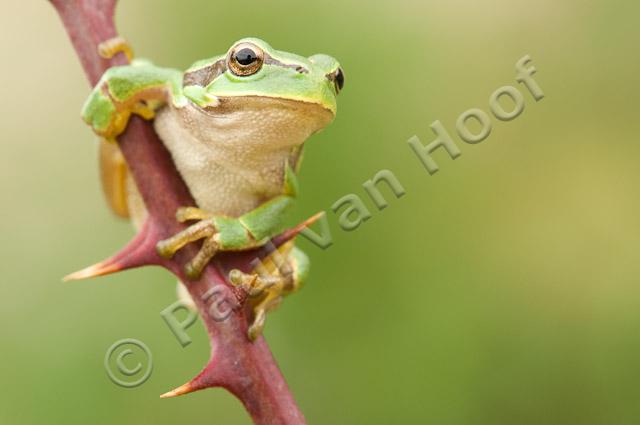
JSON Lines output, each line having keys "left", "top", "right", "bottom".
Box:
{"left": 229, "top": 244, "right": 310, "bottom": 340}
{"left": 156, "top": 164, "right": 299, "bottom": 279}
{"left": 81, "top": 59, "right": 184, "bottom": 143}
{"left": 99, "top": 138, "right": 130, "bottom": 218}
{"left": 84, "top": 49, "right": 184, "bottom": 217}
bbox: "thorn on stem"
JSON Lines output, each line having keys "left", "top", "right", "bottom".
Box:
{"left": 62, "top": 219, "right": 161, "bottom": 282}
{"left": 63, "top": 260, "right": 122, "bottom": 281}
{"left": 160, "top": 361, "right": 218, "bottom": 398}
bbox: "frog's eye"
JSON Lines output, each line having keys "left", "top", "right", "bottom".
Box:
{"left": 228, "top": 43, "right": 264, "bottom": 77}
{"left": 327, "top": 67, "right": 345, "bottom": 94}
{"left": 334, "top": 67, "right": 345, "bottom": 93}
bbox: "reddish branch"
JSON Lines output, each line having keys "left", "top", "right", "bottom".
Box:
{"left": 50, "top": 1, "right": 308, "bottom": 423}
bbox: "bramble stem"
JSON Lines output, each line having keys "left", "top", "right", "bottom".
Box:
{"left": 50, "top": 1, "right": 307, "bottom": 423}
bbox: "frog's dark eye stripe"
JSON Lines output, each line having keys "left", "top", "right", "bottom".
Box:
{"left": 264, "top": 57, "right": 308, "bottom": 74}
{"left": 227, "top": 42, "right": 308, "bottom": 76}
{"left": 183, "top": 60, "right": 226, "bottom": 87}
{"left": 228, "top": 43, "right": 264, "bottom": 76}
{"left": 183, "top": 45, "right": 311, "bottom": 87}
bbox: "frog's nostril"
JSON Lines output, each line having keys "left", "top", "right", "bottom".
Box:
{"left": 295, "top": 66, "right": 308, "bottom": 74}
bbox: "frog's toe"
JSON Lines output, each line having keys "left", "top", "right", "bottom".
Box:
{"left": 248, "top": 296, "right": 284, "bottom": 340}
{"left": 229, "top": 269, "right": 280, "bottom": 295}
{"left": 156, "top": 219, "right": 215, "bottom": 259}
{"left": 176, "top": 207, "right": 213, "bottom": 223}
{"left": 98, "top": 36, "right": 134, "bottom": 61}
{"left": 248, "top": 309, "right": 267, "bottom": 341}
{"left": 184, "top": 234, "right": 219, "bottom": 280}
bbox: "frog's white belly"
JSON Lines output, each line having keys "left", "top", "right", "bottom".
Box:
{"left": 126, "top": 97, "right": 332, "bottom": 224}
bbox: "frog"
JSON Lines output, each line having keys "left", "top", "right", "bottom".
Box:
{"left": 81, "top": 37, "right": 344, "bottom": 339}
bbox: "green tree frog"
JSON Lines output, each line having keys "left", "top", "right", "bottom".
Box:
{"left": 82, "top": 37, "right": 344, "bottom": 339}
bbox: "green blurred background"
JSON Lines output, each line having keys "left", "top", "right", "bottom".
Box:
{"left": 1, "top": 1, "right": 639, "bottom": 424}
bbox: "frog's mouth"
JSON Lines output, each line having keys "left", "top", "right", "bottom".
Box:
{"left": 194, "top": 95, "right": 335, "bottom": 124}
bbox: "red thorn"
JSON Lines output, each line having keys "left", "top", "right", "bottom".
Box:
{"left": 159, "top": 382, "right": 198, "bottom": 399}
{"left": 160, "top": 361, "right": 219, "bottom": 398}
{"left": 63, "top": 260, "right": 122, "bottom": 281}
{"left": 271, "top": 211, "right": 324, "bottom": 247}
{"left": 63, "top": 218, "right": 162, "bottom": 281}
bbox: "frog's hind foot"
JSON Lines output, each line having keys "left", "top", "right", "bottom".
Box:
{"left": 229, "top": 269, "right": 290, "bottom": 340}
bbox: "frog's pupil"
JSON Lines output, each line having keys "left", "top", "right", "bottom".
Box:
{"left": 335, "top": 68, "right": 345, "bottom": 90}
{"left": 236, "top": 48, "right": 257, "bottom": 66}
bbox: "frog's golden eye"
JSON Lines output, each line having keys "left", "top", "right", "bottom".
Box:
{"left": 228, "top": 43, "right": 264, "bottom": 76}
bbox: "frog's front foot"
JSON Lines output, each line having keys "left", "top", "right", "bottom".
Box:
{"left": 156, "top": 207, "right": 220, "bottom": 280}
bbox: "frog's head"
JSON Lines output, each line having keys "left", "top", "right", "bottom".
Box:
{"left": 182, "top": 38, "right": 343, "bottom": 148}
